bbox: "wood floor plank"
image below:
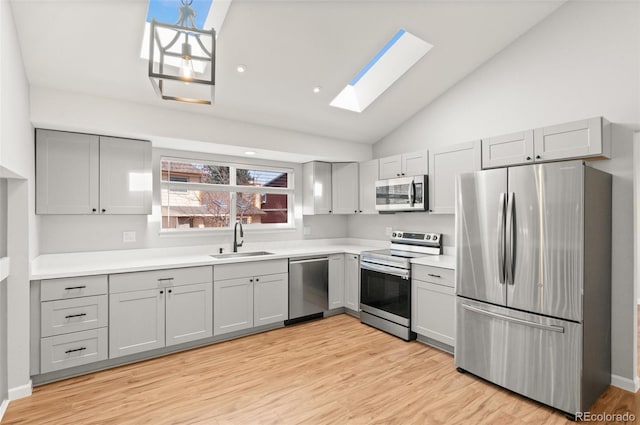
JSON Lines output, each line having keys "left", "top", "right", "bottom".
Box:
{"left": 3, "top": 314, "right": 638, "bottom": 424}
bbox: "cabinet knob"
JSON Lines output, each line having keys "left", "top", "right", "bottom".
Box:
{"left": 92, "top": 208, "right": 97, "bottom": 212}
{"left": 401, "top": 173, "right": 405, "bottom": 176}
{"left": 168, "top": 289, "right": 172, "bottom": 294}
{"left": 526, "top": 156, "right": 532, "bottom": 161}
{"left": 160, "top": 290, "right": 164, "bottom": 294}
{"left": 536, "top": 155, "right": 541, "bottom": 160}
{"left": 396, "top": 173, "right": 400, "bottom": 177}
{"left": 329, "top": 210, "right": 332, "bottom": 213}
{"left": 250, "top": 279, "right": 253, "bottom": 282}
{"left": 354, "top": 210, "right": 358, "bottom": 213}
{"left": 359, "top": 210, "right": 362, "bottom": 213}
{"left": 101, "top": 208, "right": 106, "bottom": 213}
{"left": 256, "top": 278, "right": 260, "bottom": 282}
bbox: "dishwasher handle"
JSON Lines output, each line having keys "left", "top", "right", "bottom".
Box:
{"left": 289, "top": 257, "right": 329, "bottom": 265}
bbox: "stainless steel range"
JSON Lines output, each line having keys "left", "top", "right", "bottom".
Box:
{"left": 360, "top": 231, "right": 442, "bottom": 340}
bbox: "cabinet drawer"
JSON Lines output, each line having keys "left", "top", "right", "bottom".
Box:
{"left": 41, "top": 275, "right": 108, "bottom": 301}
{"left": 214, "top": 259, "right": 288, "bottom": 281}
{"left": 41, "top": 295, "right": 108, "bottom": 337}
{"left": 41, "top": 328, "right": 108, "bottom": 374}
{"left": 412, "top": 265, "right": 454, "bottom": 287}
{"left": 110, "top": 266, "right": 212, "bottom": 294}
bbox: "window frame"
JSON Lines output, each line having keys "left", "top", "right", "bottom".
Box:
{"left": 160, "top": 156, "right": 295, "bottom": 233}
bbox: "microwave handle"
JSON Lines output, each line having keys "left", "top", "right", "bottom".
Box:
{"left": 409, "top": 181, "right": 415, "bottom": 206}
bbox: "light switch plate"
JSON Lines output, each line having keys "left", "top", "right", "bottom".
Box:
{"left": 385, "top": 227, "right": 392, "bottom": 236}
{"left": 122, "top": 231, "right": 136, "bottom": 243}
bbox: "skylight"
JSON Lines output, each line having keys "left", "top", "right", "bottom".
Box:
{"left": 330, "top": 29, "right": 433, "bottom": 113}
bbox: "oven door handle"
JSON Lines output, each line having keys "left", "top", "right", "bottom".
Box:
{"left": 360, "top": 262, "right": 410, "bottom": 280}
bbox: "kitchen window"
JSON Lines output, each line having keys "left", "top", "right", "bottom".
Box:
{"left": 160, "top": 158, "right": 294, "bottom": 231}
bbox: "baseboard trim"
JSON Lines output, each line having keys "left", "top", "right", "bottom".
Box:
{"left": 0, "top": 399, "right": 9, "bottom": 422}
{"left": 611, "top": 374, "right": 640, "bottom": 393}
{"left": 8, "top": 380, "right": 32, "bottom": 400}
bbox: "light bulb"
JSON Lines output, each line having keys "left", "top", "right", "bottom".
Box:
{"left": 180, "top": 41, "right": 194, "bottom": 81}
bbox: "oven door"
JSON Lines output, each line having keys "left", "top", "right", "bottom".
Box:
{"left": 360, "top": 262, "right": 411, "bottom": 326}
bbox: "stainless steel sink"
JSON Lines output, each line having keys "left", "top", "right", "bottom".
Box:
{"left": 210, "top": 251, "right": 274, "bottom": 259}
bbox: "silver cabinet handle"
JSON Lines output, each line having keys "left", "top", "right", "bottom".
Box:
{"left": 427, "top": 273, "right": 441, "bottom": 278}
{"left": 65, "top": 347, "right": 87, "bottom": 354}
{"left": 157, "top": 278, "right": 174, "bottom": 282}
{"left": 64, "top": 313, "right": 87, "bottom": 319}
{"left": 64, "top": 285, "right": 86, "bottom": 290}
{"left": 462, "top": 304, "right": 564, "bottom": 333}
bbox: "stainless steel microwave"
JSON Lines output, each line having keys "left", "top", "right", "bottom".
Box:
{"left": 375, "top": 175, "right": 428, "bottom": 212}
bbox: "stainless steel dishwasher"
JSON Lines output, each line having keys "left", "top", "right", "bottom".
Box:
{"left": 287, "top": 257, "right": 328, "bottom": 324}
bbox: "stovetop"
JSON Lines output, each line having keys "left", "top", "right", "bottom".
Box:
{"left": 360, "top": 230, "right": 442, "bottom": 270}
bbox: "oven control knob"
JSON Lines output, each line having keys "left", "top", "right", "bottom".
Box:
{"left": 432, "top": 235, "right": 438, "bottom": 241}
{"left": 425, "top": 235, "right": 431, "bottom": 240}
{"left": 397, "top": 232, "right": 402, "bottom": 238}
{"left": 392, "top": 232, "right": 397, "bottom": 237}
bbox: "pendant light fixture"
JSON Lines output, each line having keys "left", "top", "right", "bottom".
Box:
{"left": 148, "top": 0, "right": 216, "bottom": 105}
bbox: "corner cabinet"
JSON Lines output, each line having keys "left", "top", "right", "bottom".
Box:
{"left": 36, "top": 129, "right": 152, "bottom": 215}
{"left": 109, "top": 266, "right": 213, "bottom": 359}
{"left": 213, "top": 259, "right": 288, "bottom": 336}
{"left": 428, "top": 141, "right": 481, "bottom": 214}
{"left": 303, "top": 161, "right": 332, "bottom": 215}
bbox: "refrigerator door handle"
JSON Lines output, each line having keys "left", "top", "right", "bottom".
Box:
{"left": 461, "top": 304, "right": 565, "bottom": 333}
{"left": 497, "top": 193, "right": 506, "bottom": 284}
{"left": 506, "top": 192, "right": 516, "bottom": 285}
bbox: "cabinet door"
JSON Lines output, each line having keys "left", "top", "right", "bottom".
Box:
{"left": 254, "top": 273, "right": 288, "bottom": 326}
{"left": 344, "top": 254, "right": 360, "bottom": 312}
{"left": 378, "top": 155, "right": 402, "bottom": 179}
{"left": 109, "top": 288, "right": 165, "bottom": 358}
{"left": 533, "top": 117, "right": 608, "bottom": 162}
{"left": 331, "top": 162, "right": 359, "bottom": 214}
{"left": 328, "top": 254, "right": 345, "bottom": 309}
{"left": 482, "top": 130, "right": 534, "bottom": 169}
{"left": 412, "top": 279, "right": 455, "bottom": 347}
{"left": 429, "top": 140, "right": 481, "bottom": 214}
{"left": 36, "top": 129, "right": 99, "bottom": 214}
{"left": 358, "top": 159, "right": 379, "bottom": 214}
{"left": 166, "top": 282, "right": 213, "bottom": 346}
{"left": 401, "top": 151, "right": 428, "bottom": 177}
{"left": 99, "top": 137, "right": 152, "bottom": 214}
{"left": 303, "top": 162, "right": 332, "bottom": 215}
{"left": 214, "top": 278, "right": 253, "bottom": 335}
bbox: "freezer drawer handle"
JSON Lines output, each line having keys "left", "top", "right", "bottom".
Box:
{"left": 65, "top": 347, "right": 87, "bottom": 354}
{"left": 462, "top": 304, "right": 564, "bottom": 333}
{"left": 64, "top": 286, "right": 86, "bottom": 290}
{"left": 64, "top": 313, "right": 87, "bottom": 319}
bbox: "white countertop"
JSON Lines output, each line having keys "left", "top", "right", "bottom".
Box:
{"left": 410, "top": 254, "right": 456, "bottom": 270}
{"left": 31, "top": 239, "right": 456, "bottom": 280}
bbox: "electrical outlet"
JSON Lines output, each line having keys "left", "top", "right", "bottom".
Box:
{"left": 122, "top": 231, "right": 136, "bottom": 243}
{"left": 303, "top": 226, "right": 311, "bottom": 236}
{"left": 385, "top": 227, "right": 392, "bottom": 236}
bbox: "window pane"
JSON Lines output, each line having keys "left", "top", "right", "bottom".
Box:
{"left": 236, "top": 192, "right": 288, "bottom": 224}
{"left": 236, "top": 168, "right": 288, "bottom": 188}
{"left": 162, "top": 188, "right": 231, "bottom": 229}
{"left": 161, "top": 160, "right": 230, "bottom": 184}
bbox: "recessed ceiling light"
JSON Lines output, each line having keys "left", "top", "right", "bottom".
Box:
{"left": 236, "top": 64, "right": 247, "bottom": 73}
{"left": 313, "top": 86, "right": 322, "bottom": 93}
{"left": 244, "top": 151, "right": 256, "bottom": 155}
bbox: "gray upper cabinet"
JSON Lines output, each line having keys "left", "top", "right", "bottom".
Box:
{"left": 36, "top": 130, "right": 99, "bottom": 214}
{"left": 429, "top": 140, "right": 481, "bottom": 214}
{"left": 303, "top": 161, "right": 332, "bottom": 215}
{"left": 534, "top": 117, "right": 610, "bottom": 162}
{"left": 358, "top": 159, "right": 378, "bottom": 214}
{"left": 482, "top": 117, "right": 611, "bottom": 169}
{"left": 99, "top": 136, "right": 152, "bottom": 214}
{"left": 36, "top": 129, "right": 151, "bottom": 215}
{"left": 482, "top": 130, "right": 534, "bottom": 169}
{"left": 378, "top": 151, "right": 428, "bottom": 179}
{"left": 331, "top": 162, "right": 359, "bottom": 214}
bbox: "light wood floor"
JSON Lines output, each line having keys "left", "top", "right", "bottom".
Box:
{"left": 3, "top": 314, "right": 638, "bottom": 424}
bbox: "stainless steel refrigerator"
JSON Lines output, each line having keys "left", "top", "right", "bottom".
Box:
{"left": 454, "top": 160, "right": 611, "bottom": 417}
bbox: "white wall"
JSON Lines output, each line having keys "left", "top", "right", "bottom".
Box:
{"left": 38, "top": 148, "right": 349, "bottom": 254}
{"left": 30, "top": 87, "right": 372, "bottom": 164}
{"left": 358, "top": 0, "right": 639, "bottom": 389}
{"left": 0, "top": 0, "right": 36, "bottom": 401}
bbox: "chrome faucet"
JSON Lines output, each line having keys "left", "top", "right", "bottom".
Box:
{"left": 233, "top": 220, "right": 244, "bottom": 252}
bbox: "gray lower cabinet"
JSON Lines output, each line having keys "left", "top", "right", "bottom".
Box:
{"left": 328, "top": 254, "right": 345, "bottom": 309}
{"left": 109, "top": 266, "right": 213, "bottom": 359}
{"left": 214, "top": 259, "right": 288, "bottom": 336}
{"left": 411, "top": 264, "right": 455, "bottom": 348}
{"left": 344, "top": 254, "right": 360, "bottom": 312}
{"left": 39, "top": 275, "right": 109, "bottom": 374}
